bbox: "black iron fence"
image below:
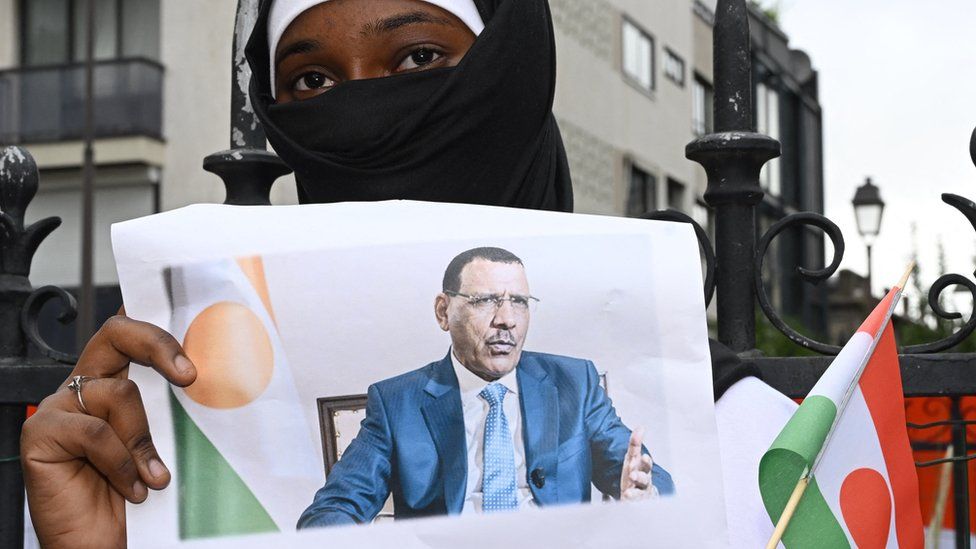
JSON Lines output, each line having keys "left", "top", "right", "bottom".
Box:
{"left": 1, "top": 0, "right": 974, "bottom": 547}
{"left": 0, "top": 58, "right": 164, "bottom": 145}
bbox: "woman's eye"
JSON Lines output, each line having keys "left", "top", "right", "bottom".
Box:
{"left": 294, "top": 71, "right": 335, "bottom": 92}
{"left": 397, "top": 48, "right": 443, "bottom": 71}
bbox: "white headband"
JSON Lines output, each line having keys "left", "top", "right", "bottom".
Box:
{"left": 268, "top": 0, "right": 485, "bottom": 96}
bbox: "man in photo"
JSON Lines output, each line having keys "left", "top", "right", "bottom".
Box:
{"left": 298, "top": 247, "right": 674, "bottom": 528}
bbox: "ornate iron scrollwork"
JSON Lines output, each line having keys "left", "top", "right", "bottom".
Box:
{"left": 21, "top": 285, "right": 79, "bottom": 364}
{"left": 641, "top": 209, "right": 717, "bottom": 307}
{"left": 0, "top": 146, "right": 79, "bottom": 363}
{"left": 0, "top": 148, "right": 62, "bottom": 279}
{"left": 755, "top": 212, "right": 846, "bottom": 355}
{"left": 755, "top": 192, "right": 976, "bottom": 355}
{"left": 901, "top": 193, "right": 976, "bottom": 354}
{"left": 971, "top": 126, "right": 976, "bottom": 166}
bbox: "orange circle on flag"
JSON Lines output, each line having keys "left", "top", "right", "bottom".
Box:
{"left": 840, "top": 467, "right": 892, "bottom": 549}
{"left": 182, "top": 301, "right": 274, "bottom": 409}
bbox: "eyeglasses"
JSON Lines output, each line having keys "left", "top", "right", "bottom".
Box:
{"left": 444, "top": 291, "right": 540, "bottom": 313}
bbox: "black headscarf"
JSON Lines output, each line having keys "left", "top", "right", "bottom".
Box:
{"left": 245, "top": 0, "right": 573, "bottom": 211}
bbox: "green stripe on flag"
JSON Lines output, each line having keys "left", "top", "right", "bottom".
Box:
{"left": 767, "top": 395, "right": 837, "bottom": 466}
{"left": 170, "top": 391, "right": 278, "bottom": 539}
{"left": 759, "top": 396, "right": 849, "bottom": 548}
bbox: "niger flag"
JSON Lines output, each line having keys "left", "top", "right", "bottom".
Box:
{"left": 165, "top": 256, "right": 320, "bottom": 539}
{"left": 760, "top": 283, "right": 924, "bottom": 548}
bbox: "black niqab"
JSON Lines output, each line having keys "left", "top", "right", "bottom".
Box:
{"left": 245, "top": 0, "right": 573, "bottom": 211}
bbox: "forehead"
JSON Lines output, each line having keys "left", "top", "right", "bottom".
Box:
{"left": 282, "top": 0, "right": 457, "bottom": 41}
{"left": 458, "top": 259, "right": 529, "bottom": 292}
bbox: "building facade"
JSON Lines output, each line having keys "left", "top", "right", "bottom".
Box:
{"left": 0, "top": 0, "right": 826, "bottom": 345}
{"left": 551, "top": 0, "right": 827, "bottom": 335}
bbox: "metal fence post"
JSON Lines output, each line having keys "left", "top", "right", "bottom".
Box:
{"left": 686, "top": 0, "right": 780, "bottom": 353}
{"left": 950, "top": 397, "right": 971, "bottom": 548}
{"left": 203, "top": 0, "right": 292, "bottom": 206}
{"left": 0, "top": 146, "right": 75, "bottom": 547}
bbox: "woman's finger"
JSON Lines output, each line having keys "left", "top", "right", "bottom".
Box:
{"left": 28, "top": 410, "right": 150, "bottom": 504}
{"left": 68, "top": 378, "right": 171, "bottom": 490}
{"left": 73, "top": 315, "right": 196, "bottom": 386}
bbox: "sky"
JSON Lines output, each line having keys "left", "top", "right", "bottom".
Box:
{"left": 772, "top": 0, "right": 976, "bottom": 315}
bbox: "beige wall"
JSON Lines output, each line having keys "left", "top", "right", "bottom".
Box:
{"left": 158, "top": 0, "right": 233, "bottom": 209}
{"left": 691, "top": 7, "right": 714, "bottom": 196}
{"left": 158, "top": 0, "right": 298, "bottom": 210}
{"left": 693, "top": 12, "right": 714, "bottom": 81}
{"left": 552, "top": 0, "right": 699, "bottom": 215}
{"left": 27, "top": 174, "right": 157, "bottom": 286}
{"left": 0, "top": 0, "right": 17, "bottom": 68}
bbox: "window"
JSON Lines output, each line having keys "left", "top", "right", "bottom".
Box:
{"left": 120, "top": 0, "right": 161, "bottom": 59}
{"left": 692, "top": 75, "right": 714, "bottom": 136}
{"left": 663, "top": 48, "right": 685, "bottom": 87}
{"left": 21, "top": 0, "right": 160, "bottom": 66}
{"left": 756, "top": 81, "right": 781, "bottom": 196}
{"left": 667, "top": 178, "right": 686, "bottom": 211}
{"left": 22, "top": 0, "right": 70, "bottom": 66}
{"left": 622, "top": 18, "right": 654, "bottom": 92}
{"left": 626, "top": 163, "right": 657, "bottom": 217}
{"left": 71, "top": 0, "right": 118, "bottom": 62}
{"left": 692, "top": 199, "right": 714, "bottom": 239}
{"left": 692, "top": 199, "right": 709, "bottom": 228}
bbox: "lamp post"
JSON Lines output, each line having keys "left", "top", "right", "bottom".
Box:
{"left": 77, "top": 0, "right": 96, "bottom": 351}
{"left": 852, "top": 177, "right": 885, "bottom": 295}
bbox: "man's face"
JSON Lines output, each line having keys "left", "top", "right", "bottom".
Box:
{"left": 435, "top": 259, "right": 531, "bottom": 380}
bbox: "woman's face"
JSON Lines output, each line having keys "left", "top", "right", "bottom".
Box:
{"left": 274, "top": 0, "right": 477, "bottom": 103}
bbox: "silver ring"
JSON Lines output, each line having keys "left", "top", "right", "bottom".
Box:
{"left": 67, "top": 375, "right": 94, "bottom": 414}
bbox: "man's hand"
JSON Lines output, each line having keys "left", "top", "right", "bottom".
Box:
{"left": 20, "top": 314, "right": 196, "bottom": 548}
{"left": 619, "top": 427, "right": 656, "bottom": 501}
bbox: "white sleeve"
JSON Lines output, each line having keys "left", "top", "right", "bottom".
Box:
{"left": 716, "top": 377, "right": 798, "bottom": 549}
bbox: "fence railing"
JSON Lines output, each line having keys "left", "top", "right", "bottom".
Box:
{"left": 0, "top": 58, "right": 164, "bottom": 145}
{"left": 1, "top": 0, "right": 974, "bottom": 547}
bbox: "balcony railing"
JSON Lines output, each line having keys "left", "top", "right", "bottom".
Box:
{"left": 0, "top": 58, "right": 163, "bottom": 145}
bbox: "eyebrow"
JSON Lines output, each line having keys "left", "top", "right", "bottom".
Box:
{"left": 275, "top": 39, "right": 322, "bottom": 69}
{"left": 361, "top": 11, "right": 453, "bottom": 37}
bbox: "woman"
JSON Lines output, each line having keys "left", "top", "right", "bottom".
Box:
{"left": 251, "top": 0, "right": 573, "bottom": 210}
{"left": 21, "top": 1, "right": 573, "bottom": 546}
{"left": 20, "top": 0, "right": 769, "bottom": 546}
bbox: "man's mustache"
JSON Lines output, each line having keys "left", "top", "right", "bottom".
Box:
{"left": 486, "top": 333, "right": 517, "bottom": 346}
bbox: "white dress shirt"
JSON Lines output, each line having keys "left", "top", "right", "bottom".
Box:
{"left": 450, "top": 350, "right": 535, "bottom": 513}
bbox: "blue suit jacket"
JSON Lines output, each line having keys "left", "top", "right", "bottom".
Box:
{"left": 298, "top": 351, "right": 674, "bottom": 528}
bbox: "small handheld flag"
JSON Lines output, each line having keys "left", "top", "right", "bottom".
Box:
{"left": 761, "top": 264, "right": 924, "bottom": 548}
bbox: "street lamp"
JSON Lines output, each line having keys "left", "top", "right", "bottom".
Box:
{"left": 852, "top": 177, "right": 885, "bottom": 294}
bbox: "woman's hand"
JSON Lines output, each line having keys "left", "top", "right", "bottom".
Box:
{"left": 20, "top": 314, "right": 196, "bottom": 548}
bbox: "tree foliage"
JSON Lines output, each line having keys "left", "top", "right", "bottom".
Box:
{"left": 749, "top": 0, "right": 781, "bottom": 24}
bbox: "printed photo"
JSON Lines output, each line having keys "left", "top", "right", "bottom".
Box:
{"left": 115, "top": 202, "right": 725, "bottom": 547}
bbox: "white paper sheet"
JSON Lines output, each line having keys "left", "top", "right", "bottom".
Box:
{"left": 112, "top": 200, "right": 728, "bottom": 548}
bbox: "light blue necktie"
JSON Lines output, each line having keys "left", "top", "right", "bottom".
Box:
{"left": 480, "top": 383, "right": 518, "bottom": 512}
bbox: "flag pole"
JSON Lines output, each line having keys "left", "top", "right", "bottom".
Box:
{"left": 765, "top": 261, "right": 915, "bottom": 549}
{"left": 765, "top": 475, "right": 810, "bottom": 549}
{"left": 896, "top": 261, "right": 915, "bottom": 291}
